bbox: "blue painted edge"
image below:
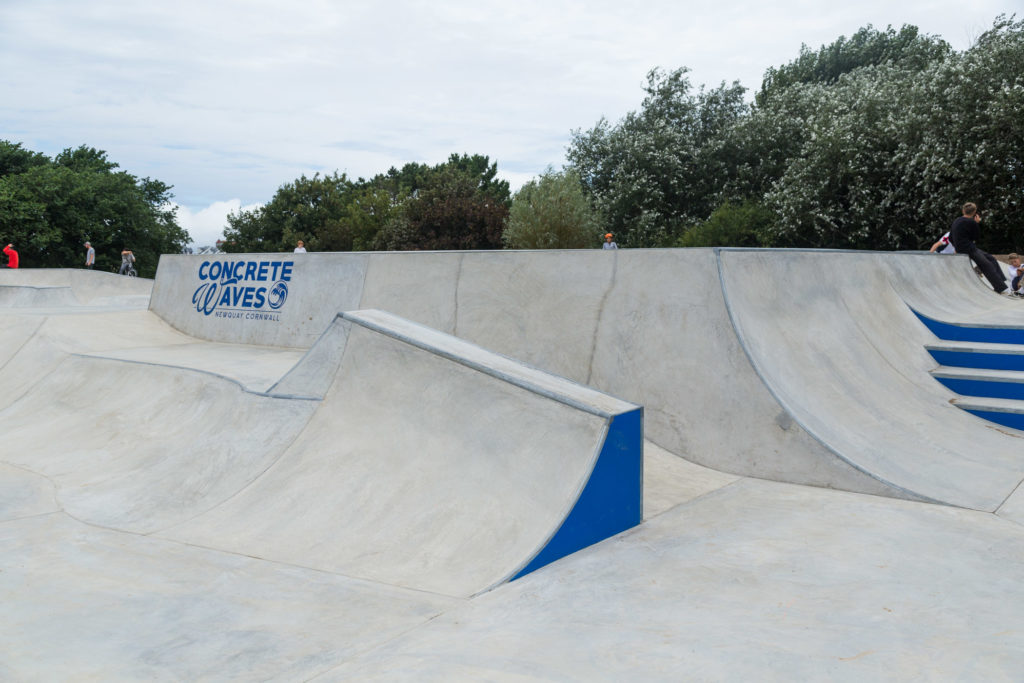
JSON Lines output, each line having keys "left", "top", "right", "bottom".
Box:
{"left": 928, "top": 349, "right": 1024, "bottom": 371}
{"left": 936, "top": 377, "right": 1024, "bottom": 401}
{"left": 912, "top": 308, "right": 1024, "bottom": 344}
{"left": 962, "top": 408, "right": 1024, "bottom": 431}
{"left": 511, "top": 407, "right": 643, "bottom": 581}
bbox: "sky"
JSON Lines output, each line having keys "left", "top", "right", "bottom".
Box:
{"left": 0, "top": 1, "right": 1015, "bottom": 247}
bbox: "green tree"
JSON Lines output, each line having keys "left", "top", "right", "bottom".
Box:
{"left": 387, "top": 163, "right": 509, "bottom": 250}
{"left": 677, "top": 200, "right": 774, "bottom": 247}
{"left": 0, "top": 142, "right": 186, "bottom": 275}
{"left": 0, "top": 140, "right": 48, "bottom": 177}
{"left": 567, "top": 68, "right": 747, "bottom": 248}
{"left": 756, "top": 24, "right": 951, "bottom": 107}
{"left": 223, "top": 172, "right": 389, "bottom": 253}
{"left": 224, "top": 154, "right": 509, "bottom": 253}
{"left": 503, "top": 168, "right": 602, "bottom": 249}
{"left": 760, "top": 16, "right": 1024, "bottom": 250}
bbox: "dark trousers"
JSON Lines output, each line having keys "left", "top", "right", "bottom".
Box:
{"left": 963, "top": 243, "right": 1007, "bottom": 293}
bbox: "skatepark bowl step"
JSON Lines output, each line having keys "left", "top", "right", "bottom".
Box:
{"left": 917, "top": 307, "right": 1024, "bottom": 430}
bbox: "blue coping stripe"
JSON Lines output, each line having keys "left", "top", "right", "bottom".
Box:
{"left": 912, "top": 309, "right": 1024, "bottom": 344}
{"left": 962, "top": 409, "right": 1024, "bottom": 431}
{"left": 511, "top": 407, "right": 643, "bottom": 581}
{"left": 927, "top": 349, "right": 1024, "bottom": 372}
{"left": 935, "top": 376, "right": 1024, "bottom": 401}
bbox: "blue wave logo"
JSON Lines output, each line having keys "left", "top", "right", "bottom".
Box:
{"left": 267, "top": 281, "right": 288, "bottom": 310}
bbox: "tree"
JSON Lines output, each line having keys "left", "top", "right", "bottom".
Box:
{"left": 676, "top": 200, "right": 774, "bottom": 248}
{"left": 223, "top": 172, "right": 394, "bottom": 253}
{"left": 567, "top": 68, "right": 747, "bottom": 248}
{"left": 0, "top": 140, "right": 48, "bottom": 177}
{"left": 0, "top": 142, "right": 187, "bottom": 275}
{"left": 503, "top": 168, "right": 602, "bottom": 249}
{"left": 756, "top": 24, "right": 951, "bottom": 107}
{"left": 224, "top": 154, "right": 510, "bottom": 253}
{"left": 390, "top": 163, "right": 509, "bottom": 250}
{"left": 759, "top": 16, "right": 1024, "bottom": 250}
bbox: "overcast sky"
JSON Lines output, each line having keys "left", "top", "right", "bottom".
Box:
{"left": 0, "top": 1, "right": 1014, "bottom": 246}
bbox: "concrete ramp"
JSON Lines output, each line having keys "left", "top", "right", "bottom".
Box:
{"left": 717, "top": 250, "right": 1024, "bottom": 511}
{"left": 0, "top": 268, "right": 152, "bottom": 307}
{"left": 0, "top": 356, "right": 317, "bottom": 532}
{"left": 0, "top": 295, "right": 642, "bottom": 598}
{"left": 163, "top": 310, "right": 642, "bottom": 597}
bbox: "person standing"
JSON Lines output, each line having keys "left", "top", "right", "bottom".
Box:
{"left": 949, "top": 202, "right": 1009, "bottom": 295}
{"left": 118, "top": 248, "right": 135, "bottom": 275}
{"left": 294, "top": 240, "right": 307, "bottom": 253}
{"left": 3, "top": 243, "right": 18, "bottom": 269}
{"left": 602, "top": 233, "right": 618, "bottom": 250}
{"left": 84, "top": 241, "right": 95, "bottom": 268}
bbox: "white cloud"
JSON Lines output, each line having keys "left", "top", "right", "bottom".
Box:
{"left": 172, "top": 200, "right": 262, "bottom": 248}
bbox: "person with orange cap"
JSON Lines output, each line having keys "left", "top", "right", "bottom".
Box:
{"left": 3, "top": 243, "right": 18, "bottom": 268}
{"left": 602, "top": 233, "right": 618, "bottom": 250}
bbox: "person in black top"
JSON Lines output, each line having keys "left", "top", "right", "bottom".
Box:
{"left": 949, "top": 202, "right": 1009, "bottom": 295}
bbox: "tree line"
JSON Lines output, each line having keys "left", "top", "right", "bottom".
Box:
{"left": 228, "top": 15, "right": 1022, "bottom": 254}
{"left": 4, "top": 15, "right": 1020, "bottom": 261}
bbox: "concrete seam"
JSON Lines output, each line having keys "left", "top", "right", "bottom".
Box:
{"left": 586, "top": 250, "right": 618, "bottom": 386}
{"left": 0, "top": 340, "right": 68, "bottom": 414}
{"left": 453, "top": 252, "right": 464, "bottom": 337}
{"left": 0, "top": 461, "right": 62, "bottom": 518}
{"left": 355, "top": 252, "right": 372, "bottom": 309}
{"left": 0, "top": 316, "right": 48, "bottom": 374}
{"left": 995, "top": 477, "right": 1024, "bottom": 515}
{"left": 69, "top": 352, "right": 321, "bottom": 401}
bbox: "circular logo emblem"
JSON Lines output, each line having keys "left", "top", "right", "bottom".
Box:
{"left": 267, "top": 281, "right": 289, "bottom": 310}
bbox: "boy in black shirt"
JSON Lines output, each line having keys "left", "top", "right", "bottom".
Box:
{"left": 949, "top": 202, "right": 1009, "bottom": 295}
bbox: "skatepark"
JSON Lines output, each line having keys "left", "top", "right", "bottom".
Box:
{"left": 2, "top": 248, "right": 1024, "bottom": 680}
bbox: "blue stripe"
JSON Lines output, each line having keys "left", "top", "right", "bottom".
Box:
{"left": 913, "top": 309, "right": 1024, "bottom": 344}
{"left": 928, "top": 349, "right": 1024, "bottom": 371}
{"left": 935, "top": 377, "right": 1024, "bottom": 401}
{"left": 962, "top": 408, "right": 1024, "bottom": 431}
{"left": 512, "top": 407, "right": 643, "bottom": 580}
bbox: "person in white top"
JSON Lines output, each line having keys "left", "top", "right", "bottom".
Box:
{"left": 602, "top": 233, "right": 618, "bottom": 250}
{"left": 294, "top": 240, "right": 307, "bottom": 253}
{"left": 1005, "top": 253, "right": 1024, "bottom": 293}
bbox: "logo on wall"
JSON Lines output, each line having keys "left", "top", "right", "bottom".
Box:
{"left": 191, "top": 259, "right": 294, "bottom": 321}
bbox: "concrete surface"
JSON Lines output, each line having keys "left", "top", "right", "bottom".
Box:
{"left": 320, "top": 479, "right": 1024, "bottom": 681}
{"left": 3, "top": 251, "right": 1024, "bottom": 679}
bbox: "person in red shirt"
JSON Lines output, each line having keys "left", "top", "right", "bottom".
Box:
{"left": 3, "top": 243, "right": 18, "bottom": 269}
